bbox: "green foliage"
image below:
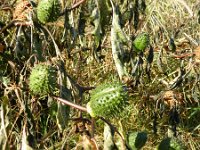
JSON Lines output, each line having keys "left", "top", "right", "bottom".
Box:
{"left": 29, "top": 64, "right": 57, "bottom": 96}
{"left": 87, "top": 82, "right": 128, "bottom": 118}
{"left": 127, "top": 131, "right": 148, "bottom": 150}
{"left": 157, "top": 137, "right": 185, "bottom": 150}
{"left": 133, "top": 32, "right": 150, "bottom": 53}
{"left": 37, "top": 0, "right": 61, "bottom": 24}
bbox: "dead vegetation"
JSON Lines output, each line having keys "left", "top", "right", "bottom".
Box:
{"left": 0, "top": 0, "right": 200, "bottom": 149}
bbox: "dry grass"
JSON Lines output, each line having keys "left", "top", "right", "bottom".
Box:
{"left": 0, "top": 0, "right": 200, "bottom": 149}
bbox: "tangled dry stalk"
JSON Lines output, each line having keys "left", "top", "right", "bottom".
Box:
{"left": 0, "top": 0, "right": 200, "bottom": 149}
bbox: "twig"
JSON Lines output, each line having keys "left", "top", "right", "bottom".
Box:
{"left": 60, "top": 0, "right": 86, "bottom": 15}
{"left": 52, "top": 96, "right": 87, "bottom": 112}
{"left": 183, "top": 32, "right": 199, "bottom": 46}
{"left": 40, "top": 25, "right": 62, "bottom": 58}
{"left": 0, "top": 19, "right": 20, "bottom": 34}
{"left": 69, "top": 0, "right": 86, "bottom": 11}
{"left": 91, "top": 117, "right": 95, "bottom": 138}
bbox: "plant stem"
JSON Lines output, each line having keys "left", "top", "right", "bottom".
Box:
{"left": 52, "top": 96, "right": 87, "bottom": 112}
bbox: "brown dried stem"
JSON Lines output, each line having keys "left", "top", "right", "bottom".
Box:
{"left": 52, "top": 96, "right": 87, "bottom": 112}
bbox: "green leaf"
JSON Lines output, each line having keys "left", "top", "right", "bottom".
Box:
{"left": 127, "top": 131, "right": 148, "bottom": 150}
{"left": 157, "top": 138, "right": 185, "bottom": 150}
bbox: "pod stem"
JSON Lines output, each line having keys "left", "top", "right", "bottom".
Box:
{"left": 52, "top": 96, "right": 87, "bottom": 112}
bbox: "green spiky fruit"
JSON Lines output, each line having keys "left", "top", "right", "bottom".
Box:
{"left": 157, "top": 137, "right": 185, "bottom": 150}
{"left": 37, "top": 0, "right": 61, "bottom": 24}
{"left": 29, "top": 64, "right": 57, "bottom": 96}
{"left": 133, "top": 32, "right": 150, "bottom": 53}
{"left": 86, "top": 82, "right": 128, "bottom": 118}
{"left": 127, "top": 131, "right": 148, "bottom": 150}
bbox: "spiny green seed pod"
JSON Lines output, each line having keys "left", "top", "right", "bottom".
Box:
{"left": 127, "top": 131, "right": 147, "bottom": 150}
{"left": 157, "top": 137, "right": 185, "bottom": 150}
{"left": 86, "top": 82, "right": 128, "bottom": 118}
{"left": 37, "top": 0, "right": 61, "bottom": 24}
{"left": 29, "top": 64, "right": 57, "bottom": 96}
{"left": 133, "top": 32, "right": 150, "bottom": 53}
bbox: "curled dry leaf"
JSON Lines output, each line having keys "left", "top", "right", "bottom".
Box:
{"left": 162, "top": 90, "right": 184, "bottom": 108}
{"left": 13, "top": 0, "right": 33, "bottom": 25}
